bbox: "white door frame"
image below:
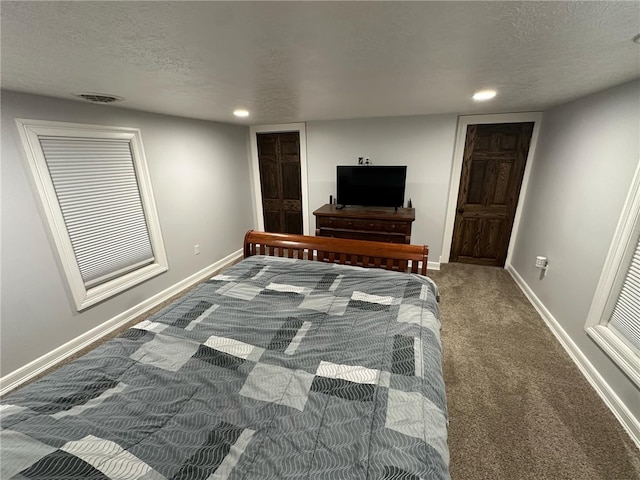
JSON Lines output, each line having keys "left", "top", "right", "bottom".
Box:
{"left": 440, "top": 112, "right": 543, "bottom": 267}
{"left": 249, "top": 123, "right": 310, "bottom": 235}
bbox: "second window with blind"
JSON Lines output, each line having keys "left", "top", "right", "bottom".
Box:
{"left": 16, "top": 119, "right": 168, "bottom": 311}
{"left": 586, "top": 160, "right": 640, "bottom": 388}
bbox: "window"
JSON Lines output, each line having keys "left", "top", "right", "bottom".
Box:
{"left": 586, "top": 160, "right": 640, "bottom": 387}
{"left": 16, "top": 119, "right": 168, "bottom": 311}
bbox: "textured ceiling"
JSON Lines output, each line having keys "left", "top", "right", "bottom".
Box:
{"left": 1, "top": 1, "right": 639, "bottom": 125}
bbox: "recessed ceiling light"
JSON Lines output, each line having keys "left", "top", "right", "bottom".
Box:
{"left": 233, "top": 109, "right": 250, "bottom": 118}
{"left": 633, "top": 33, "right": 640, "bottom": 44}
{"left": 472, "top": 90, "right": 497, "bottom": 101}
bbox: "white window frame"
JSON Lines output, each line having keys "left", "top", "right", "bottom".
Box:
{"left": 16, "top": 119, "right": 168, "bottom": 311}
{"left": 585, "top": 159, "right": 640, "bottom": 387}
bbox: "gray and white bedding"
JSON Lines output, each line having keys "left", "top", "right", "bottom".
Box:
{"left": 1, "top": 255, "right": 449, "bottom": 480}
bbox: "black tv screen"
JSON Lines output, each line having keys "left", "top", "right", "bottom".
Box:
{"left": 337, "top": 165, "right": 407, "bottom": 208}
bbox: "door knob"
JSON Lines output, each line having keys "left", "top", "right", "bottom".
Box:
{"left": 457, "top": 208, "right": 465, "bottom": 214}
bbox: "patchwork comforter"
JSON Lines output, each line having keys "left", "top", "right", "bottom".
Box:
{"left": 1, "top": 256, "right": 449, "bottom": 480}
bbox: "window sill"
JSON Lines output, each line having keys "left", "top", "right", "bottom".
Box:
{"left": 76, "top": 262, "right": 168, "bottom": 311}
{"left": 586, "top": 324, "right": 640, "bottom": 388}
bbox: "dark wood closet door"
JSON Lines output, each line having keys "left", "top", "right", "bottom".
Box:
{"left": 257, "top": 132, "right": 303, "bottom": 234}
{"left": 450, "top": 122, "right": 534, "bottom": 266}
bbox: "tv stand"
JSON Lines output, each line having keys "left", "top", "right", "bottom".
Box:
{"left": 313, "top": 204, "right": 415, "bottom": 244}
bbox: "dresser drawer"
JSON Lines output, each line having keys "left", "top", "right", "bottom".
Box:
{"left": 318, "top": 217, "right": 410, "bottom": 234}
{"left": 317, "top": 227, "right": 407, "bottom": 244}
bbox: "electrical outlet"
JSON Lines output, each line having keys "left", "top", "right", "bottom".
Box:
{"left": 194, "top": 244, "right": 200, "bottom": 255}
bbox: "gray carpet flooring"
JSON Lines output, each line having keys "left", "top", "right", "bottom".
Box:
{"left": 9, "top": 261, "right": 640, "bottom": 479}
{"left": 428, "top": 263, "right": 640, "bottom": 480}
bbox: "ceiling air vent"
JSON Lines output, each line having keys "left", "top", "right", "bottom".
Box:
{"left": 73, "top": 93, "right": 124, "bottom": 104}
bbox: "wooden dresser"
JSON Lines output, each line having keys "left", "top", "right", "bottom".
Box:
{"left": 313, "top": 204, "right": 415, "bottom": 244}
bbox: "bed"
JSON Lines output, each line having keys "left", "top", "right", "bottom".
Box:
{"left": 1, "top": 231, "right": 449, "bottom": 480}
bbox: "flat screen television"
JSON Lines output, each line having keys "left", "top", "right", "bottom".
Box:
{"left": 336, "top": 165, "right": 407, "bottom": 208}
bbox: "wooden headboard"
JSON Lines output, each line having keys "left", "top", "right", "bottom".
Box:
{"left": 243, "top": 230, "right": 429, "bottom": 275}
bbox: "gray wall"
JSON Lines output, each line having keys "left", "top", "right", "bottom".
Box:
{"left": 306, "top": 114, "right": 458, "bottom": 263}
{"left": 510, "top": 80, "right": 640, "bottom": 421}
{"left": 1, "top": 90, "right": 254, "bottom": 375}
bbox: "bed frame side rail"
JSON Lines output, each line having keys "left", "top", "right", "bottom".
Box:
{"left": 243, "top": 230, "right": 429, "bottom": 275}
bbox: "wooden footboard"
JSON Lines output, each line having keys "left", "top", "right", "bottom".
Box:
{"left": 243, "top": 230, "right": 429, "bottom": 275}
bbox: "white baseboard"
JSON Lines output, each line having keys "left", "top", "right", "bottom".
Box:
{"left": 0, "top": 249, "right": 243, "bottom": 397}
{"left": 415, "top": 260, "right": 440, "bottom": 272}
{"left": 506, "top": 264, "right": 640, "bottom": 449}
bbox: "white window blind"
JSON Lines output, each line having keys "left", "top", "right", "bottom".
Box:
{"left": 608, "top": 234, "right": 640, "bottom": 351}
{"left": 39, "top": 136, "right": 155, "bottom": 288}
